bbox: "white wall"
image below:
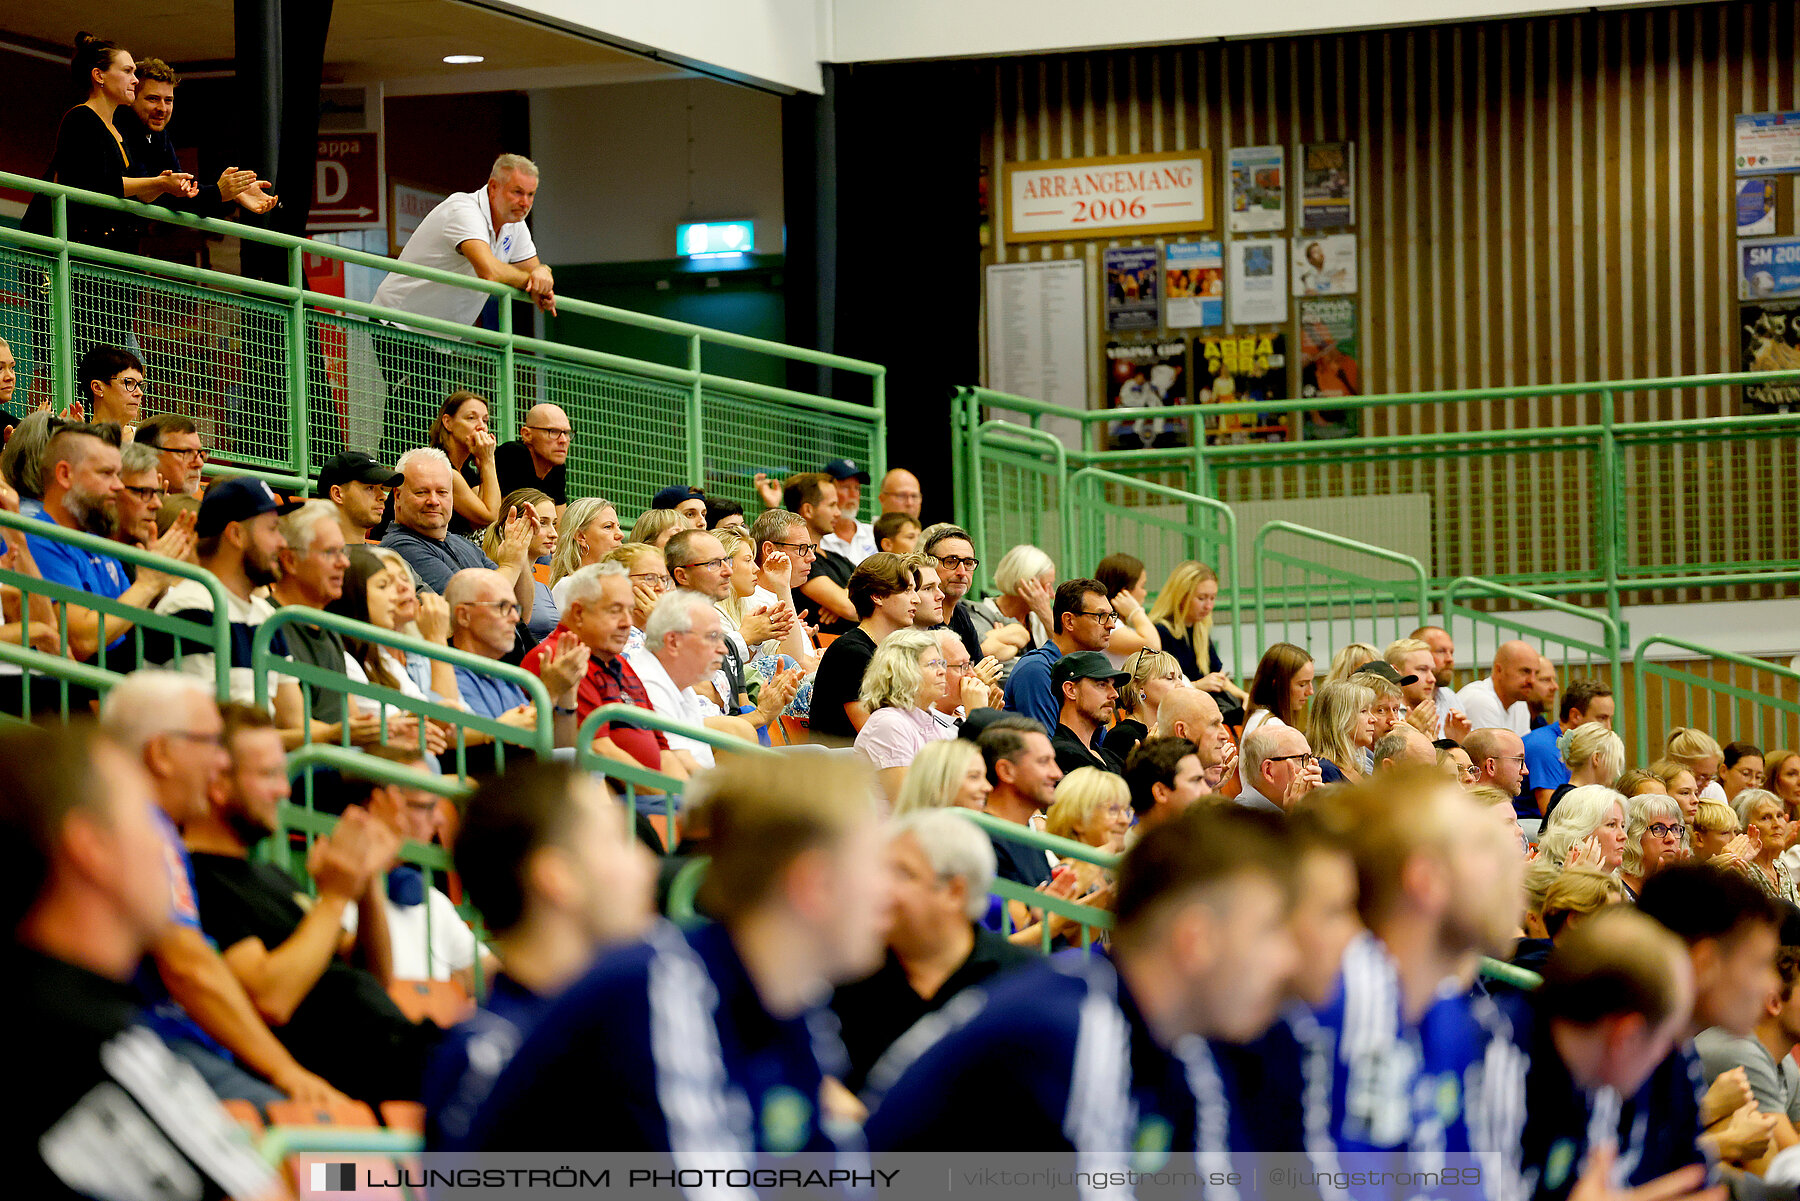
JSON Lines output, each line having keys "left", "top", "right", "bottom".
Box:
{"left": 825, "top": 0, "right": 1685, "bottom": 63}
{"left": 527, "top": 79, "right": 785, "bottom": 265}
{"left": 491, "top": 0, "right": 823, "bottom": 93}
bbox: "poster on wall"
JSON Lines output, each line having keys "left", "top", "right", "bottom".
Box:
{"left": 1228, "top": 238, "right": 1288, "bottom": 325}
{"left": 1738, "top": 179, "right": 1778, "bottom": 237}
{"left": 1292, "top": 234, "right": 1359, "bottom": 296}
{"left": 1298, "top": 297, "right": 1361, "bottom": 440}
{"left": 1736, "top": 113, "right": 1800, "bottom": 176}
{"left": 1300, "top": 142, "right": 1355, "bottom": 228}
{"left": 1103, "top": 246, "right": 1161, "bottom": 330}
{"left": 1739, "top": 238, "right": 1800, "bottom": 301}
{"left": 1104, "top": 340, "right": 1190, "bottom": 449}
{"left": 1196, "top": 333, "right": 1288, "bottom": 442}
{"left": 1228, "top": 145, "right": 1287, "bottom": 232}
{"left": 985, "top": 259, "right": 1089, "bottom": 448}
{"left": 1741, "top": 302, "right": 1800, "bottom": 411}
{"left": 1002, "top": 149, "right": 1214, "bottom": 242}
{"left": 1164, "top": 241, "right": 1224, "bottom": 328}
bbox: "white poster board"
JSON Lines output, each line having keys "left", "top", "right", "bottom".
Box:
{"left": 1228, "top": 238, "right": 1288, "bottom": 325}
{"left": 985, "top": 259, "right": 1090, "bottom": 449}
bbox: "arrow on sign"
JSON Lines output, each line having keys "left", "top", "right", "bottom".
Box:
{"left": 312, "top": 207, "right": 375, "bottom": 218}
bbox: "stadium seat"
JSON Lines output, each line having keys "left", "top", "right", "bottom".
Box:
{"left": 379, "top": 1101, "right": 425, "bottom": 1133}
{"left": 265, "top": 1098, "right": 378, "bottom": 1127}
{"left": 387, "top": 978, "right": 473, "bottom": 1027}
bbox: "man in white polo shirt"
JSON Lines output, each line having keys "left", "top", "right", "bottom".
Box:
{"left": 624, "top": 591, "right": 731, "bottom": 770}
{"left": 370, "top": 154, "right": 557, "bottom": 457}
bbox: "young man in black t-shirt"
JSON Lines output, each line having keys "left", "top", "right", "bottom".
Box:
{"left": 808, "top": 552, "right": 919, "bottom": 741}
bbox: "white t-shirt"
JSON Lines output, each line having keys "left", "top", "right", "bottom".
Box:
{"left": 1452, "top": 676, "right": 1530, "bottom": 736}
{"left": 371, "top": 188, "right": 538, "bottom": 327}
{"left": 343, "top": 886, "right": 476, "bottom": 982}
{"left": 624, "top": 646, "right": 718, "bottom": 767}
{"left": 750, "top": 586, "right": 816, "bottom": 656}
{"left": 1433, "top": 684, "right": 1464, "bottom": 737}
{"left": 820, "top": 521, "right": 877, "bottom": 566}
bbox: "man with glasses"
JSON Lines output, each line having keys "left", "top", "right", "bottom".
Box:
{"left": 1464, "top": 726, "right": 1528, "bottom": 798}
{"left": 448, "top": 567, "right": 588, "bottom": 748}
{"left": 877, "top": 467, "right": 923, "bottom": 520}
{"left": 1239, "top": 722, "right": 1322, "bottom": 812}
{"left": 920, "top": 523, "right": 987, "bottom": 663}
{"left": 783, "top": 471, "right": 857, "bottom": 636}
{"left": 114, "top": 440, "right": 168, "bottom": 549}
{"left": 495, "top": 403, "right": 571, "bottom": 512}
{"left": 1001, "top": 576, "right": 1115, "bottom": 735}
{"left": 135, "top": 413, "right": 207, "bottom": 499}
{"left": 625, "top": 591, "right": 736, "bottom": 770}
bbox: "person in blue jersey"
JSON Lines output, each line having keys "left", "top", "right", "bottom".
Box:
{"left": 1511, "top": 907, "right": 1713, "bottom": 1201}
{"left": 861, "top": 804, "right": 1298, "bottom": 1164}
{"left": 424, "top": 760, "right": 655, "bottom": 1149}
{"left": 1632, "top": 865, "right": 1787, "bottom": 1187}
{"left": 466, "top": 753, "right": 892, "bottom": 1154}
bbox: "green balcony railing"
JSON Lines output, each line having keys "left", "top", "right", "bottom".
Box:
{"left": 573, "top": 701, "right": 779, "bottom": 835}
{"left": 1, "top": 172, "right": 885, "bottom": 511}
{"left": 1633, "top": 636, "right": 1800, "bottom": 762}
{"left": 1251, "top": 520, "right": 1430, "bottom": 667}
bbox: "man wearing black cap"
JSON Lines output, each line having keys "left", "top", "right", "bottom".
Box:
{"left": 649, "top": 484, "right": 707, "bottom": 528}
{"left": 317, "top": 451, "right": 401, "bottom": 549}
{"left": 1050, "top": 650, "right": 1129, "bottom": 775}
{"left": 819, "top": 458, "right": 876, "bottom": 565}
{"left": 151, "top": 477, "right": 306, "bottom": 718}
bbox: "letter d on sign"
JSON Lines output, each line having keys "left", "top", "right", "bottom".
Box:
{"left": 316, "top": 161, "right": 350, "bottom": 205}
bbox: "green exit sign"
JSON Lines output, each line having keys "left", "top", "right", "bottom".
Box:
{"left": 677, "top": 220, "right": 753, "bottom": 258}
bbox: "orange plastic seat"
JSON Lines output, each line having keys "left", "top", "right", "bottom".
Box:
{"left": 775, "top": 714, "right": 810, "bottom": 746}
{"left": 219, "top": 1098, "right": 264, "bottom": 1135}
{"left": 379, "top": 1100, "right": 425, "bottom": 1133}
{"left": 388, "top": 978, "right": 473, "bottom": 1027}
{"left": 265, "top": 1097, "right": 378, "bottom": 1127}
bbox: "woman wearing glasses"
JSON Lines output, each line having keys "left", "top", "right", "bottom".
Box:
{"left": 1541, "top": 723, "right": 1627, "bottom": 823}
{"left": 853, "top": 628, "right": 955, "bottom": 801}
{"left": 1436, "top": 740, "right": 1479, "bottom": 787}
{"left": 603, "top": 542, "right": 671, "bottom": 656}
{"left": 482, "top": 488, "right": 558, "bottom": 642}
{"left": 1106, "top": 649, "right": 1183, "bottom": 764}
{"left": 1618, "top": 793, "right": 1687, "bottom": 903}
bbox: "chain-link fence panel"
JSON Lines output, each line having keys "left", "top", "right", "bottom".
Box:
{"left": 511, "top": 356, "right": 691, "bottom": 515}
{"left": 699, "top": 388, "right": 881, "bottom": 514}
{"left": 0, "top": 245, "right": 57, "bottom": 412}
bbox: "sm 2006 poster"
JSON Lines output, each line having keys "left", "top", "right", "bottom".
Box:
{"left": 1196, "top": 333, "right": 1287, "bottom": 442}
{"left": 1743, "top": 302, "right": 1800, "bottom": 411}
{"left": 1105, "top": 340, "right": 1189, "bottom": 449}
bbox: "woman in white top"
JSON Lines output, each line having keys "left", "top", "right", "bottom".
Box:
{"left": 853, "top": 627, "right": 954, "bottom": 800}
{"left": 547, "top": 496, "right": 624, "bottom": 612}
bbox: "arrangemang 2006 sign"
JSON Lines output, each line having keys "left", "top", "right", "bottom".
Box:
{"left": 1003, "top": 150, "right": 1214, "bottom": 243}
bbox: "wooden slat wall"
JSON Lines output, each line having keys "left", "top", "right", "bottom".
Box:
{"left": 978, "top": 1, "right": 1800, "bottom": 590}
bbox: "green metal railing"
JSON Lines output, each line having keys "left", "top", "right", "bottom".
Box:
{"left": 954, "top": 373, "right": 1800, "bottom": 606}
{"left": 1, "top": 172, "right": 885, "bottom": 510}
{"left": 1252, "top": 521, "right": 1429, "bottom": 667}
{"left": 1442, "top": 576, "right": 1627, "bottom": 723}
{"left": 1633, "top": 636, "right": 1800, "bottom": 760}
{"left": 964, "top": 420, "right": 1071, "bottom": 596}
{"left": 955, "top": 809, "right": 1115, "bottom": 952}
{"left": 573, "top": 702, "right": 778, "bottom": 834}
{"left": 0, "top": 509, "right": 233, "bottom": 719}
{"left": 250, "top": 607, "right": 554, "bottom": 780}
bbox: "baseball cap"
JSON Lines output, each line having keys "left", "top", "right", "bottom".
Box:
{"left": 651, "top": 484, "right": 703, "bottom": 510}
{"left": 1053, "top": 650, "right": 1131, "bottom": 689}
{"left": 197, "top": 476, "right": 302, "bottom": 538}
{"left": 317, "top": 451, "right": 401, "bottom": 494}
{"left": 1354, "top": 660, "right": 1418, "bottom": 687}
{"left": 823, "top": 458, "right": 871, "bottom": 484}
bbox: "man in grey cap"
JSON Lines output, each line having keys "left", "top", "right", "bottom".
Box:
{"left": 819, "top": 458, "right": 876, "bottom": 565}
{"left": 317, "top": 451, "right": 401, "bottom": 548}
{"left": 1049, "top": 650, "right": 1129, "bottom": 775}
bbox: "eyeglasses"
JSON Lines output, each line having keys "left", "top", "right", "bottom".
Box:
{"left": 770, "top": 541, "right": 818, "bottom": 560}
{"left": 467, "top": 600, "right": 521, "bottom": 617}
{"left": 111, "top": 375, "right": 145, "bottom": 393}
{"left": 1647, "top": 823, "right": 1687, "bottom": 839}
{"left": 681, "top": 629, "right": 727, "bottom": 644}
{"left": 122, "top": 483, "right": 165, "bottom": 502}
{"left": 921, "top": 657, "right": 946, "bottom": 669}
{"left": 1492, "top": 755, "right": 1527, "bottom": 767}
{"left": 525, "top": 425, "right": 574, "bottom": 441}
{"left": 1265, "top": 753, "right": 1320, "bottom": 767}
{"left": 1455, "top": 764, "right": 1481, "bottom": 780}
{"left": 682, "top": 557, "right": 731, "bottom": 572}
{"left": 937, "top": 555, "right": 979, "bottom": 570}
{"left": 1076, "top": 610, "right": 1120, "bottom": 626}
{"left": 162, "top": 444, "right": 206, "bottom": 462}
{"left": 630, "top": 572, "right": 674, "bottom": 590}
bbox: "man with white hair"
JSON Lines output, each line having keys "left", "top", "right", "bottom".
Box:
{"left": 1372, "top": 722, "right": 1439, "bottom": 773}
{"left": 831, "top": 810, "right": 1034, "bottom": 1093}
{"left": 381, "top": 447, "right": 536, "bottom": 613}
{"left": 1239, "top": 722, "right": 1321, "bottom": 812}
{"left": 100, "top": 671, "right": 349, "bottom": 1108}
{"left": 623, "top": 590, "right": 750, "bottom": 770}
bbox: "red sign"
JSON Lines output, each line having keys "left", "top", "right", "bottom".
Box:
{"left": 308, "top": 132, "right": 384, "bottom": 232}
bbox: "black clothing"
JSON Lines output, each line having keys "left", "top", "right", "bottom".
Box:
{"left": 24, "top": 106, "right": 138, "bottom": 252}
{"left": 189, "top": 852, "right": 437, "bottom": 1103}
{"left": 829, "top": 924, "right": 1034, "bottom": 1093}
{"left": 493, "top": 440, "right": 567, "bottom": 505}
{"left": 807, "top": 626, "right": 877, "bottom": 740}
{"left": 1154, "top": 620, "right": 1245, "bottom": 725}
{"left": 794, "top": 545, "right": 856, "bottom": 636}
{"left": 1541, "top": 781, "right": 1577, "bottom": 823}
{"left": 114, "top": 106, "right": 228, "bottom": 216}
{"left": 1051, "top": 721, "right": 1125, "bottom": 776}
{"left": 1102, "top": 717, "right": 1148, "bottom": 763}
{"left": 989, "top": 824, "right": 1054, "bottom": 889}
{"left": 945, "top": 598, "right": 985, "bottom": 663}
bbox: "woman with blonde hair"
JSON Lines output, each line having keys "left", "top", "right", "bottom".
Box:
{"left": 1536, "top": 785, "right": 1628, "bottom": 874}
{"left": 1147, "top": 559, "right": 1245, "bottom": 721}
{"left": 482, "top": 487, "right": 558, "bottom": 641}
{"left": 1541, "top": 723, "right": 1627, "bottom": 822}
{"left": 604, "top": 542, "right": 670, "bottom": 654}
{"left": 713, "top": 527, "right": 813, "bottom": 723}
{"left": 1307, "top": 679, "right": 1376, "bottom": 784}
{"left": 1320, "top": 643, "right": 1381, "bottom": 690}
{"left": 1665, "top": 727, "right": 1726, "bottom": 800}
{"left": 853, "top": 628, "right": 954, "bottom": 798}
{"left": 628, "top": 507, "right": 683, "bottom": 550}
{"left": 1614, "top": 768, "right": 1667, "bottom": 798}
{"left": 1106, "top": 649, "right": 1184, "bottom": 764}
{"left": 548, "top": 497, "right": 624, "bottom": 611}
{"left": 1619, "top": 793, "right": 1685, "bottom": 902}
{"left": 1732, "top": 789, "right": 1799, "bottom": 905}
{"left": 1648, "top": 759, "right": 1702, "bottom": 824}
{"left": 1045, "top": 767, "right": 1132, "bottom": 891}
{"left": 891, "top": 739, "right": 991, "bottom": 816}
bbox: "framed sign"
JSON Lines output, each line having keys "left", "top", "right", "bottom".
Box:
{"left": 1003, "top": 150, "right": 1214, "bottom": 243}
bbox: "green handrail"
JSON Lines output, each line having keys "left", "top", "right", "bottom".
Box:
{"left": 953, "top": 809, "right": 1116, "bottom": 952}
{"left": 257, "top": 1126, "right": 422, "bottom": 1167}
{"left": 666, "top": 856, "right": 711, "bottom": 925}
{"left": 1441, "top": 575, "right": 1627, "bottom": 732}
{"left": 1632, "top": 635, "right": 1800, "bottom": 762}
{"left": 969, "top": 420, "right": 1070, "bottom": 597}
{"left": 0, "top": 509, "right": 234, "bottom": 706}
{"left": 1252, "top": 520, "right": 1430, "bottom": 659}
{"left": 248, "top": 606, "right": 555, "bottom": 777}
{"left": 573, "top": 702, "right": 778, "bottom": 834}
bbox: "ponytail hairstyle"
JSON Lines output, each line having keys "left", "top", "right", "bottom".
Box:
{"left": 72, "top": 32, "right": 123, "bottom": 93}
